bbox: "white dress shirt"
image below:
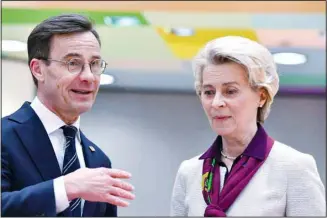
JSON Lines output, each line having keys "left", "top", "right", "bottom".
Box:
{"left": 31, "top": 96, "right": 86, "bottom": 215}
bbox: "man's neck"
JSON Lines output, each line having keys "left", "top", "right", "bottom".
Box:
{"left": 37, "top": 94, "right": 78, "bottom": 125}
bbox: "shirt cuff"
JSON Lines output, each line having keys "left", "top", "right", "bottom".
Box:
{"left": 54, "top": 176, "right": 70, "bottom": 213}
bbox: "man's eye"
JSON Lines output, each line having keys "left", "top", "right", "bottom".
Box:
{"left": 91, "top": 60, "right": 101, "bottom": 67}
{"left": 68, "top": 60, "right": 81, "bottom": 66}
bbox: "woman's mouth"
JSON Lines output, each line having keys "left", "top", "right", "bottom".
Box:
{"left": 213, "top": 116, "right": 231, "bottom": 121}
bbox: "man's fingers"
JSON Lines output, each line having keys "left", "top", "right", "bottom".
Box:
{"left": 109, "top": 186, "right": 135, "bottom": 200}
{"left": 112, "top": 178, "right": 134, "bottom": 191}
{"left": 105, "top": 194, "right": 130, "bottom": 207}
{"left": 101, "top": 168, "right": 132, "bottom": 179}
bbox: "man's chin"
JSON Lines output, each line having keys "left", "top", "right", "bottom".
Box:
{"left": 71, "top": 102, "right": 94, "bottom": 115}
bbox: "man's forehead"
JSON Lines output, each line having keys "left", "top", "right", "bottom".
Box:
{"left": 50, "top": 32, "right": 100, "bottom": 48}
{"left": 49, "top": 33, "right": 101, "bottom": 58}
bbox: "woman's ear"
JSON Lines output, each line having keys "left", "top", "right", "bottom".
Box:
{"left": 30, "top": 58, "right": 45, "bottom": 84}
{"left": 258, "top": 88, "right": 267, "bottom": 107}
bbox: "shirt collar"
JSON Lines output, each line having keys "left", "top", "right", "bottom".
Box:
{"left": 199, "top": 123, "right": 268, "bottom": 161}
{"left": 30, "top": 96, "right": 81, "bottom": 141}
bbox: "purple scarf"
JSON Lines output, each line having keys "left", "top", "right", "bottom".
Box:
{"left": 201, "top": 126, "right": 274, "bottom": 217}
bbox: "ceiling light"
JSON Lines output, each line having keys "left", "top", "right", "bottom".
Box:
{"left": 104, "top": 16, "right": 140, "bottom": 26}
{"left": 170, "top": 28, "right": 195, "bottom": 36}
{"left": 103, "top": 16, "right": 113, "bottom": 25}
{"left": 2, "top": 40, "right": 27, "bottom": 52}
{"left": 273, "top": 52, "right": 307, "bottom": 65}
{"left": 116, "top": 17, "right": 140, "bottom": 26}
{"left": 100, "top": 74, "right": 114, "bottom": 85}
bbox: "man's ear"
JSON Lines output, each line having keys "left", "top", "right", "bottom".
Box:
{"left": 30, "top": 58, "right": 45, "bottom": 84}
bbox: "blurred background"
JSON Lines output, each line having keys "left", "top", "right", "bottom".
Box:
{"left": 1, "top": 1, "right": 326, "bottom": 216}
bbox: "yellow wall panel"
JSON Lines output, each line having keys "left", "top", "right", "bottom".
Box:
{"left": 157, "top": 28, "right": 258, "bottom": 59}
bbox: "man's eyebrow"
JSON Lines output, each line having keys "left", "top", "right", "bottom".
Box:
{"left": 62, "top": 53, "right": 102, "bottom": 60}
{"left": 62, "top": 53, "right": 82, "bottom": 59}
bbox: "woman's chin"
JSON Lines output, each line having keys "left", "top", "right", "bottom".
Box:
{"left": 212, "top": 125, "right": 235, "bottom": 136}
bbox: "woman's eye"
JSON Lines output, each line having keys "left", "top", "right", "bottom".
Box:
{"left": 204, "top": 90, "right": 215, "bottom": 95}
{"left": 226, "top": 89, "right": 238, "bottom": 95}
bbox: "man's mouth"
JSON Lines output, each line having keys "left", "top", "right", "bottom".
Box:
{"left": 71, "top": 89, "right": 92, "bottom": 95}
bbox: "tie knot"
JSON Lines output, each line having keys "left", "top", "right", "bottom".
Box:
{"left": 61, "top": 125, "right": 78, "bottom": 138}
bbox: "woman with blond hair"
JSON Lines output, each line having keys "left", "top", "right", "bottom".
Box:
{"left": 170, "top": 36, "right": 325, "bottom": 216}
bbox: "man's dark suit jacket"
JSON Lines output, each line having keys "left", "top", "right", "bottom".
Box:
{"left": 1, "top": 102, "right": 117, "bottom": 217}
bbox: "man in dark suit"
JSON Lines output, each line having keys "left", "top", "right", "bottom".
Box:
{"left": 1, "top": 14, "right": 135, "bottom": 217}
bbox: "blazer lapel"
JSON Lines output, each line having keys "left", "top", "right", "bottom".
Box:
{"left": 80, "top": 131, "right": 99, "bottom": 217}
{"left": 80, "top": 132, "right": 99, "bottom": 169}
{"left": 11, "top": 102, "right": 62, "bottom": 181}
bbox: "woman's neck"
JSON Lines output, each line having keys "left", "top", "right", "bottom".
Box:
{"left": 221, "top": 123, "right": 258, "bottom": 158}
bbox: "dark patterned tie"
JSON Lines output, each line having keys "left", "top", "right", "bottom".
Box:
{"left": 61, "top": 125, "right": 81, "bottom": 217}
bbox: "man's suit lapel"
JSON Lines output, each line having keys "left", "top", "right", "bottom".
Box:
{"left": 11, "top": 102, "right": 62, "bottom": 181}
{"left": 80, "top": 131, "right": 99, "bottom": 217}
{"left": 10, "top": 102, "right": 105, "bottom": 217}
